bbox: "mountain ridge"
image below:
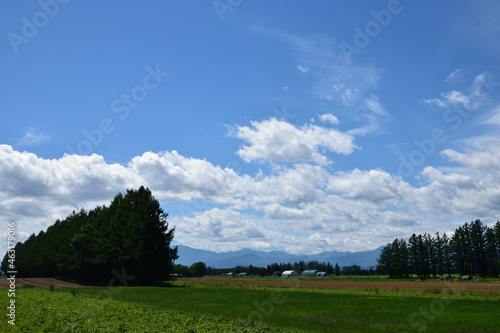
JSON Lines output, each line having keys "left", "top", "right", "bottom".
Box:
{"left": 174, "top": 245, "right": 383, "bottom": 269}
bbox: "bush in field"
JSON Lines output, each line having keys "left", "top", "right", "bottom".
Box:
{"left": 190, "top": 262, "right": 208, "bottom": 277}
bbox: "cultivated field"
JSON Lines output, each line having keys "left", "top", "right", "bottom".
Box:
{"left": 0, "top": 277, "right": 85, "bottom": 288}
{"left": 2, "top": 277, "right": 500, "bottom": 332}
{"left": 177, "top": 277, "right": 500, "bottom": 293}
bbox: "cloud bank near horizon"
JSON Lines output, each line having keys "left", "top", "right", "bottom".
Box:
{"left": 2, "top": 112, "right": 500, "bottom": 255}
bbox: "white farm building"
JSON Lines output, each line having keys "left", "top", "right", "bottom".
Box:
{"left": 282, "top": 270, "right": 299, "bottom": 277}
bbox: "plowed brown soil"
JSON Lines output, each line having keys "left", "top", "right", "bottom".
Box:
{"left": 177, "top": 278, "right": 500, "bottom": 293}
{"left": 0, "top": 277, "right": 86, "bottom": 288}
{"left": 2, "top": 277, "right": 500, "bottom": 293}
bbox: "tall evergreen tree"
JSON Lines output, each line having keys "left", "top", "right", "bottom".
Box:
{"left": 485, "top": 228, "right": 499, "bottom": 277}
{"left": 441, "top": 233, "right": 452, "bottom": 276}
{"left": 450, "top": 225, "right": 470, "bottom": 275}
{"left": 469, "top": 219, "right": 487, "bottom": 276}
{"left": 334, "top": 263, "right": 340, "bottom": 276}
{"left": 424, "top": 233, "right": 436, "bottom": 278}
{"left": 377, "top": 243, "right": 393, "bottom": 277}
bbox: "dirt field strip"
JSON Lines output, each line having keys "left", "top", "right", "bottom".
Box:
{"left": 177, "top": 278, "right": 500, "bottom": 293}
{"left": 0, "top": 278, "right": 86, "bottom": 288}
{"left": 2, "top": 277, "right": 500, "bottom": 293}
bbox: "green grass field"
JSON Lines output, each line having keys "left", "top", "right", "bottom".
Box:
{"left": 2, "top": 281, "right": 500, "bottom": 332}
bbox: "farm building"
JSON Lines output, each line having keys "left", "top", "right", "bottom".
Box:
{"left": 282, "top": 270, "right": 299, "bottom": 277}
{"left": 272, "top": 271, "right": 282, "bottom": 277}
{"left": 301, "top": 270, "right": 318, "bottom": 277}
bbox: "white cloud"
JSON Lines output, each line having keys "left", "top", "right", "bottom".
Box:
{"left": 244, "top": 163, "right": 329, "bottom": 207}
{"left": 445, "top": 68, "right": 462, "bottom": 82}
{"left": 296, "top": 65, "right": 310, "bottom": 73}
{"left": 232, "top": 118, "right": 357, "bottom": 165}
{"left": 171, "top": 208, "right": 302, "bottom": 253}
{"left": 423, "top": 98, "right": 447, "bottom": 108}
{"left": 318, "top": 113, "right": 339, "bottom": 125}
{"left": 364, "top": 95, "right": 388, "bottom": 117}
{"left": 424, "top": 90, "right": 476, "bottom": 109}
{"left": 347, "top": 95, "right": 390, "bottom": 136}
{"left": 327, "top": 169, "right": 410, "bottom": 203}
{"left": 17, "top": 127, "right": 52, "bottom": 146}
{"left": 424, "top": 71, "right": 493, "bottom": 110}
{"left": 2, "top": 140, "right": 500, "bottom": 255}
{"left": 483, "top": 104, "right": 500, "bottom": 126}
{"left": 441, "top": 143, "right": 500, "bottom": 177}
{"left": 129, "top": 150, "right": 245, "bottom": 204}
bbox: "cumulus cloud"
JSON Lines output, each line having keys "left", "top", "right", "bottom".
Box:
{"left": 129, "top": 150, "right": 246, "bottom": 203}
{"left": 327, "top": 169, "right": 410, "bottom": 203}
{"left": 0, "top": 145, "right": 138, "bottom": 202}
{"left": 171, "top": 208, "right": 300, "bottom": 253}
{"left": 442, "top": 147, "right": 500, "bottom": 172}
{"left": 2, "top": 141, "right": 500, "bottom": 255}
{"left": 233, "top": 118, "right": 357, "bottom": 165}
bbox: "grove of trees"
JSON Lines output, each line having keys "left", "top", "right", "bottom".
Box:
{"left": 264, "top": 261, "right": 335, "bottom": 276}
{"left": 377, "top": 219, "right": 500, "bottom": 279}
{"left": 173, "top": 261, "right": 378, "bottom": 277}
{"left": 1, "top": 187, "right": 178, "bottom": 285}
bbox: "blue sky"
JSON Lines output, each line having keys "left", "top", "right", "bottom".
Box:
{"left": 1, "top": 1, "right": 500, "bottom": 256}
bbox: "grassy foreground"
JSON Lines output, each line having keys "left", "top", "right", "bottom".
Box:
{"left": 2, "top": 281, "right": 500, "bottom": 332}
{"left": 0, "top": 286, "right": 284, "bottom": 332}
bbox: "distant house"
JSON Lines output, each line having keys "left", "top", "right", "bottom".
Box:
{"left": 237, "top": 272, "right": 247, "bottom": 276}
{"left": 301, "top": 270, "right": 318, "bottom": 277}
{"left": 272, "top": 271, "right": 282, "bottom": 277}
{"left": 282, "top": 270, "right": 299, "bottom": 277}
{"left": 316, "top": 272, "right": 328, "bottom": 277}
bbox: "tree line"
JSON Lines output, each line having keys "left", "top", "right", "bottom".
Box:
{"left": 377, "top": 219, "right": 500, "bottom": 279}
{"left": 1, "top": 187, "right": 178, "bottom": 285}
{"left": 173, "top": 261, "right": 379, "bottom": 277}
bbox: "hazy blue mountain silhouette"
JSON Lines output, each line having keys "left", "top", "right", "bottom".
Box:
{"left": 175, "top": 245, "right": 383, "bottom": 269}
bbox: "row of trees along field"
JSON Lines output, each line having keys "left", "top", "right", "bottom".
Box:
{"left": 377, "top": 219, "right": 500, "bottom": 279}
{"left": 1, "top": 187, "right": 178, "bottom": 285}
{"left": 261, "top": 262, "right": 377, "bottom": 276}
{"left": 257, "top": 261, "right": 377, "bottom": 276}
{"left": 173, "top": 262, "right": 378, "bottom": 277}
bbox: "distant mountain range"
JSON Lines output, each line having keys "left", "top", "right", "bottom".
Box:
{"left": 174, "top": 245, "right": 384, "bottom": 269}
